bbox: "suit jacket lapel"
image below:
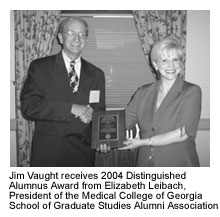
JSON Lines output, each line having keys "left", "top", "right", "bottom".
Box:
{"left": 54, "top": 52, "right": 69, "bottom": 87}
{"left": 76, "top": 58, "right": 94, "bottom": 94}
{"left": 53, "top": 52, "right": 78, "bottom": 100}
{"left": 153, "top": 76, "right": 184, "bottom": 125}
{"left": 77, "top": 58, "right": 88, "bottom": 93}
{"left": 138, "top": 82, "right": 158, "bottom": 132}
{"left": 148, "top": 83, "right": 158, "bottom": 118}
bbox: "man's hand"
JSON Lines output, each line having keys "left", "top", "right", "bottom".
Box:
{"left": 71, "top": 104, "right": 93, "bottom": 124}
{"left": 96, "top": 144, "right": 111, "bottom": 154}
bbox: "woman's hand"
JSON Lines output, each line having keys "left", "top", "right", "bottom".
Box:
{"left": 118, "top": 138, "right": 144, "bottom": 150}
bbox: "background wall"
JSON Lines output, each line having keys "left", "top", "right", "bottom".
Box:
{"left": 185, "top": 10, "right": 210, "bottom": 166}
{"left": 186, "top": 10, "right": 210, "bottom": 118}
{"left": 10, "top": 10, "right": 210, "bottom": 167}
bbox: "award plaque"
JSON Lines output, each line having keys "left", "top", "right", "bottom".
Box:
{"left": 91, "top": 110, "right": 125, "bottom": 149}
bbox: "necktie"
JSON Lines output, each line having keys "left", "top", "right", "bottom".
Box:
{"left": 69, "top": 60, "right": 79, "bottom": 93}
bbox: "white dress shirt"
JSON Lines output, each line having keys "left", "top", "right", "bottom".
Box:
{"left": 62, "top": 50, "right": 81, "bottom": 80}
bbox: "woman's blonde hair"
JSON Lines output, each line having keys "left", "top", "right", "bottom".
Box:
{"left": 150, "top": 37, "right": 184, "bottom": 63}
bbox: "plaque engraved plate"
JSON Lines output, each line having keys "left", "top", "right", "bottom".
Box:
{"left": 91, "top": 110, "right": 125, "bottom": 149}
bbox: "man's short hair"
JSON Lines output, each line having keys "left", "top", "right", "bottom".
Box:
{"left": 58, "top": 17, "right": 89, "bottom": 37}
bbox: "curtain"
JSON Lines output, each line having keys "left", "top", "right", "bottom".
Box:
{"left": 14, "top": 10, "right": 61, "bottom": 166}
{"left": 133, "top": 10, "right": 187, "bottom": 77}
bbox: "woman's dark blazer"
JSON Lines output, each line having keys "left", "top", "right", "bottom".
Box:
{"left": 21, "top": 51, "right": 106, "bottom": 167}
{"left": 125, "top": 75, "right": 202, "bottom": 167}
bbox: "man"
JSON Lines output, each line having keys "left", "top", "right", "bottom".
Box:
{"left": 21, "top": 17, "right": 106, "bottom": 167}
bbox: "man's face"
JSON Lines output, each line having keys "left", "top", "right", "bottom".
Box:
{"left": 58, "top": 19, "right": 87, "bottom": 59}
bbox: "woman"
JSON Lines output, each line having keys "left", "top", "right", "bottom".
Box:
{"left": 120, "top": 38, "right": 202, "bottom": 167}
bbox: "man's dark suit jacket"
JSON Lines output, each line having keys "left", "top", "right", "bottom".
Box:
{"left": 21, "top": 51, "right": 106, "bottom": 167}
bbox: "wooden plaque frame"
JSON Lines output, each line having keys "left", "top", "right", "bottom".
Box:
{"left": 91, "top": 110, "right": 125, "bottom": 149}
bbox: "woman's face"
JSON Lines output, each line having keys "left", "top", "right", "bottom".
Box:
{"left": 153, "top": 49, "right": 182, "bottom": 81}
